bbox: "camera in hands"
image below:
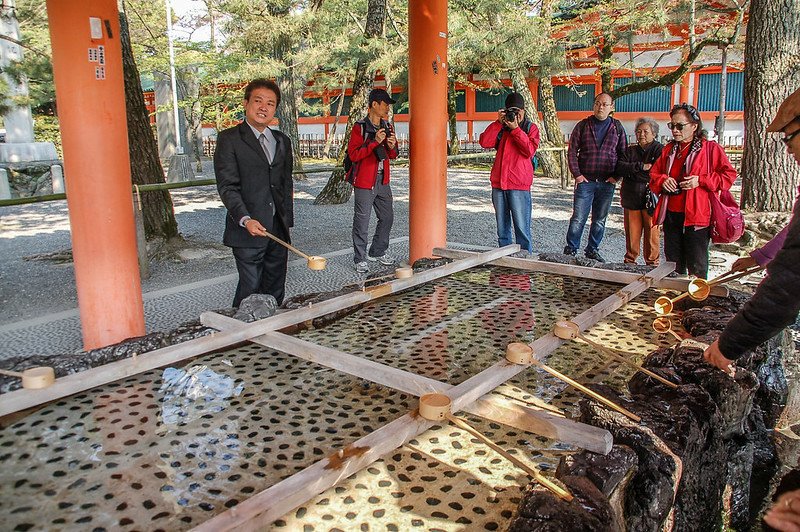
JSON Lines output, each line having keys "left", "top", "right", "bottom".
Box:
{"left": 504, "top": 107, "right": 520, "bottom": 123}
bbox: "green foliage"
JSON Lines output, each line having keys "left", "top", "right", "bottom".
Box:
{"left": 33, "top": 113, "right": 62, "bottom": 158}
{"left": 4, "top": 0, "right": 54, "bottom": 111}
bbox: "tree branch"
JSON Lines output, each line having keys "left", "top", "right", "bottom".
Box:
{"left": 0, "top": 35, "right": 49, "bottom": 60}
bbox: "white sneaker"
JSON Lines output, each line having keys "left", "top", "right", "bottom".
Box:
{"left": 368, "top": 254, "right": 395, "bottom": 265}
{"left": 354, "top": 261, "right": 369, "bottom": 273}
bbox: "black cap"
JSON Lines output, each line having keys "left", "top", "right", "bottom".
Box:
{"left": 505, "top": 92, "right": 525, "bottom": 109}
{"left": 368, "top": 88, "right": 396, "bottom": 105}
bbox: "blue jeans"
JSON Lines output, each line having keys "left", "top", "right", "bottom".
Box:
{"left": 492, "top": 188, "right": 532, "bottom": 252}
{"left": 565, "top": 180, "right": 616, "bottom": 254}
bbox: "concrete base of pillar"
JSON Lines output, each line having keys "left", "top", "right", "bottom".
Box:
{"left": 0, "top": 142, "right": 58, "bottom": 164}
{"left": 51, "top": 164, "right": 65, "bottom": 194}
{"left": 166, "top": 154, "right": 195, "bottom": 183}
{"left": 0, "top": 168, "right": 10, "bottom": 200}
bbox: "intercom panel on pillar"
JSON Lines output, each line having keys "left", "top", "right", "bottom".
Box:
{"left": 46, "top": 0, "right": 145, "bottom": 350}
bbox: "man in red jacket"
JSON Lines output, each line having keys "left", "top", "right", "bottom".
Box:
{"left": 478, "top": 92, "right": 541, "bottom": 255}
{"left": 348, "top": 88, "right": 400, "bottom": 273}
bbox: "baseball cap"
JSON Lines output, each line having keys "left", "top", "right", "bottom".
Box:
{"left": 505, "top": 92, "right": 525, "bottom": 109}
{"left": 767, "top": 87, "right": 800, "bottom": 132}
{"left": 368, "top": 88, "right": 396, "bottom": 105}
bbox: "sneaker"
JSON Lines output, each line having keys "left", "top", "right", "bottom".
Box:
{"left": 585, "top": 250, "right": 606, "bottom": 263}
{"left": 354, "top": 261, "right": 369, "bottom": 273}
{"left": 563, "top": 246, "right": 577, "bottom": 256}
{"left": 368, "top": 253, "right": 395, "bottom": 266}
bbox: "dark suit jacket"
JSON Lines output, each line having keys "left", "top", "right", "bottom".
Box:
{"left": 214, "top": 122, "right": 294, "bottom": 248}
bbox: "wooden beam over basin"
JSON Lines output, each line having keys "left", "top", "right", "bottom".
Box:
{"left": 191, "top": 262, "right": 675, "bottom": 531}
{"left": 0, "top": 246, "right": 519, "bottom": 418}
{"left": 433, "top": 247, "right": 728, "bottom": 297}
{"left": 202, "top": 312, "right": 613, "bottom": 455}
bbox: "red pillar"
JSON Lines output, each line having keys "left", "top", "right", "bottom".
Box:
{"left": 47, "top": 0, "right": 145, "bottom": 349}
{"left": 408, "top": 0, "right": 448, "bottom": 262}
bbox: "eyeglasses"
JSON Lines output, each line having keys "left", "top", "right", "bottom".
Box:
{"left": 594, "top": 102, "right": 613, "bottom": 107}
{"left": 782, "top": 129, "right": 800, "bottom": 146}
{"left": 667, "top": 122, "right": 693, "bottom": 131}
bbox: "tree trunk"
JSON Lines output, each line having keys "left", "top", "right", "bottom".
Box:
{"left": 447, "top": 76, "right": 459, "bottom": 155}
{"left": 274, "top": 34, "right": 307, "bottom": 180}
{"left": 598, "top": 37, "right": 614, "bottom": 94}
{"left": 716, "top": 46, "right": 728, "bottom": 144}
{"left": 314, "top": 0, "right": 387, "bottom": 205}
{"left": 323, "top": 85, "right": 347, "bottom": 158}
{"left": 119, "top": 11, "right": 178, "bottom": 240}
{"left": 510, "top": 69, "right": 559, "bottom": 179}
{"left": 740, "top": 0, "right": 800, "bottom": 211}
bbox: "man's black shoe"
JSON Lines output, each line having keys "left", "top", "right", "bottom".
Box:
{"left": 563, "top": 247, "right": 577, "bottom": 256}
{"left": 585, "top": 250, "right": 606, "bottom": 263}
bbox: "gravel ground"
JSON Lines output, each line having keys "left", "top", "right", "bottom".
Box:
{"left": 1, "top": 160, "right": 672, "bottom": 327}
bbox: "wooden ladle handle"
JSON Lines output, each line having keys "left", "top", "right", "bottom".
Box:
{"left": 0, "top": 369, "right": 23, "bottom": 378}
{"left": 261, "top": 229, "right": 311, "bottom": 260}
{"left": 446, "top": 414, "right": 574, "bottom": 501}
{"left": 576, "top": 333, "right": 678, "bottom": 389}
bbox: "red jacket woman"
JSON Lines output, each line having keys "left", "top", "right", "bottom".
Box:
{"left": 649, "top": 103, "right": 737, "bottom": 277}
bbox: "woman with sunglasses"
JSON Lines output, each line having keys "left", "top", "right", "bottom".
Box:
{"left": 649, "top": 103, "right": 737, "bottom": 278}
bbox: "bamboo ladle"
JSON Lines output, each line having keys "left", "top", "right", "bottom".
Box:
{"left": 654, "top": 265, "right": 764, "bottom": 315}
{"left": 418, "top": 392, "right": 574, "bottom": 501}
{"left": 0, "top": 366, "right": 56, "bottom": 389}
{"left": 552, "top": 321, "right": 678, "bottom": 389}
{"left": 505, "top": 342, "right": 642, "bottom": 422}
{"left": 652, "top": 317, "right": 683, "bottom": 343}
{"left": 261, "top": 230, "right": 327, "bottom": 270}
{"left": 686, "top": 264, "right": 764, "bottom": 301}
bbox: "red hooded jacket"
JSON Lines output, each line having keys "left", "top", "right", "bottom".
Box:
{"left": 347, "top": 119, "right": 399, "bottom": 189}
{"left": 649, "top": 139, "right": 737, "bottom": 227}
{"left": 479, "top": 119, "right": 541, "bottom": 191}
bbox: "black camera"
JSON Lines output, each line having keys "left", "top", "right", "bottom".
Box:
{"left": 504, "top": 107, "right": 520, "bottom": 123}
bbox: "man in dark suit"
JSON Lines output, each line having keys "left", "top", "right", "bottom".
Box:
{"left": 214, "top": 79, "right": 294, "bottom": 307}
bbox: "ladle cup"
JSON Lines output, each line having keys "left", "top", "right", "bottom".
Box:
{"left": 686, "top": 264, "right": 764, "bottom": 302}
{"left": 652, "top": 317, "right": 683, "bottom": 343}
{"left": 261, "top": 229, "right": 327, "bottom": 271}
{"left": 553, "top": 321, "right": 678, "bottom": 389}
{"left": 0, "top": 366, "right": 56, "bottom": 389}
{"left": 417, "top": 393, "right": 573, "bottom": 501}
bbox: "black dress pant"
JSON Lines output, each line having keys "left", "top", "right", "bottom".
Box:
{"left": 231, "top": 221, "right": 289, "bottom": 307}
{"left": 663, "top": 210, "right": 710, "bottom": 278}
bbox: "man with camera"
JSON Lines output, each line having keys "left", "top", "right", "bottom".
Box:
{"left": 564, "top": 92, "right": 628, "bottom": 262}
{"left": 348, "top": 88, "right": 399, "bottom": 273}
{"left": 478, "top": 92, "right": 541, "bottom": 255}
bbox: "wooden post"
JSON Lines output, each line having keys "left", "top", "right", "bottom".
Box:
{"left": 46, "top": 0, "right": 145, "bottom": 349}
{"left": 408, "top": 0, "right": 448, "bottom": 262}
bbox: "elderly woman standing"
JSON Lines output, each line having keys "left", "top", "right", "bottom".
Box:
{"left": 616, "top": 117, "right": 664, "bottom": 265}
{"left": 649, "top": 103, "right": 737, "bottom": 278}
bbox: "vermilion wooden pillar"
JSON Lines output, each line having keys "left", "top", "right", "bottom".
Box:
{"left": 408, "top": 0, "right": 448, "bottom": 262}
{"left": 47, "top": 0, "right": 145, "bottom": 349}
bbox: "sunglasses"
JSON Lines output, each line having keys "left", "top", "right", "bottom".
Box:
{"left": 667, "top": 122, "right": 693, "bottom": 131}
{"left": 782, "top": 129, "right": 800, "bottom": 146}
{"left": 671, "top": 103, "right": 701, "bottom": 122}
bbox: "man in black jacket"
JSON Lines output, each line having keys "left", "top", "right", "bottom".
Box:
{"left": 214, "top": 79, "right": 294, "bottom": 307}
{"left": 704, "top": 87, "right": 800, "bottom": 373}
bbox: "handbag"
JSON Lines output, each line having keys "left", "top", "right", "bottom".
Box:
{"left": 645, "top": 186, "right": 659, "bottom": 216}
{"left": 709, "top": 189, "right": 745, "bottom": 243}
{"left": 652, "top": 193, "right": 668, "bottom": 226}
